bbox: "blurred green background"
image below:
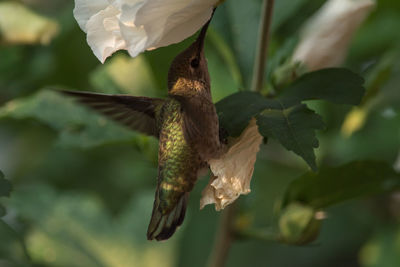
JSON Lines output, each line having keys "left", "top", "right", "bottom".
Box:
{"left": 1, "top": 0, "right": 400, "bottom": 266}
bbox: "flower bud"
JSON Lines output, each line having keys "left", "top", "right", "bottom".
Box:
{"left": 279, "top": 202, "right": 322, "bottom": 245}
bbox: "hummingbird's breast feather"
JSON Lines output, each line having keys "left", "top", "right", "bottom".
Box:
{"left": 172, "top": 93, "right": 222, "bottom": 161}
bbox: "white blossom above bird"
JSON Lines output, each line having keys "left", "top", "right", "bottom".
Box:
{"left": 74, "top": 0, "right": 219, "bottom": 63}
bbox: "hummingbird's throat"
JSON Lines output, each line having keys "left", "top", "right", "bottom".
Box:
{"left": 170, "top": 77, "right": 209, "bottom": 95}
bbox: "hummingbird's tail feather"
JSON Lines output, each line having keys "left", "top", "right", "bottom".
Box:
{"left": 147, "top": 193, "right": 189, "bottom": 241}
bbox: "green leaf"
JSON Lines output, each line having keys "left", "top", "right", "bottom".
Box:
{"left": 8, "top": 185, "right": 177, "bottom": 267}
{"left": 216, "top": 92, "right": 324, "bottom": 170}
{"left": 280, "top": 68, "right": 365, "bottom": 106}
{"left": 216, "top": 92, "right": 279, "bottom": 137}
{"left": 257, "top": 104, "right": 325, "bottom": 171}
{"left": 217, "top": 69, "right": 365, "bottom": 137}
{"left": 282, "top": 161, "right": 400, "bottom": 209}
{"left": 0, "top": 219, "right": 31, "bottom": 266}
{"left": 0, "top": 90, "right": 138, "bottom": 148}
{"left": 0, "top": 1, "right": 59, "bottom": 45}
{"left": 217, "top": 93, "right": 324, "bottom": 170}
{"left": 216, "top": 93, "right": 325, "bottom": 170}
{"left": 216, "top": 69, "right": 365, "bottom": 170}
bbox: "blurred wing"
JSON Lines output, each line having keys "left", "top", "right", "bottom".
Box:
{"left": 61, "top": 90, "right": 164, "bottom": 137}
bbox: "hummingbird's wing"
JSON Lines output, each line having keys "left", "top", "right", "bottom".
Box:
{"left": 61, "top": 90, "right": 164, "bottom": 137}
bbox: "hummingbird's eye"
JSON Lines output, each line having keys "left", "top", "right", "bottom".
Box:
{"left": 190, "top": 58, "right": 199, "bottom": 68}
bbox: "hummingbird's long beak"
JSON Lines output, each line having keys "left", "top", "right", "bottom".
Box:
{"left": 195, "top": 8, "right": 216, "bottom": 56}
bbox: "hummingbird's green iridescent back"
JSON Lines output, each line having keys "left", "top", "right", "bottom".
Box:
{"left": 146, "top": 98, "right": 204, "bottom": 240}
{"left": 157, "top": 98, "right": 202, "bottom": 207}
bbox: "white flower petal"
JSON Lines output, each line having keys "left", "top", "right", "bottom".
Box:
{"left": 135, "top": 0, "right": 216, "bottom": 48}
{"left": 74, "top": 0, "right": 218, "bottom": 62}
{"left": 200, "top": 118, "right": 263, "bottom": 211}
{"left": 134, "top": 0, "right": 192, "bottom": 47}
{"left": 86, "top": 5, "right": 126, "bottom": 63}
{"left": 118, "top": 1, "right": 146, "bottom": 24}
{"left": 134, "top": 0, "right": 190, "bottom": 27}
{"left": 73, "top": 0, "right": 109, "bottom": 30}
{"left": 154, "top": 6, "right": 214, "bottom": 48}
{"left": 119, "top": 22, "right": 148, "bottom": 58}
{"left": 293, "top": 0, "right": 375, "bottom": 70}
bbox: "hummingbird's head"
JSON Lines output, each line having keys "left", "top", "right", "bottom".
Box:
{"left": 167, "top": 19, "right": 212, "bottom": 95}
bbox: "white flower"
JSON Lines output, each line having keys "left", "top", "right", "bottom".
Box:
{"left": 74, "top": 0, "right": 218, "bottom": 63}
{"left": 200, "top": 118, "right": 263, "bottom": 211}
{"left": 292, "top": 0, "right": 375, "bottom": 71}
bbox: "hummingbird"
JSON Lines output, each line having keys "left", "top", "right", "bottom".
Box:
{"left": 62, "top": 17, "right": 222, "bottom": 241}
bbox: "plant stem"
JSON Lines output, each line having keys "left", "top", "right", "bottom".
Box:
{"left": 207, "top": 203, "right": 236, "bottom": 267}
{"left": 251, "top": 0, "right": 275, "bottom": 93}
